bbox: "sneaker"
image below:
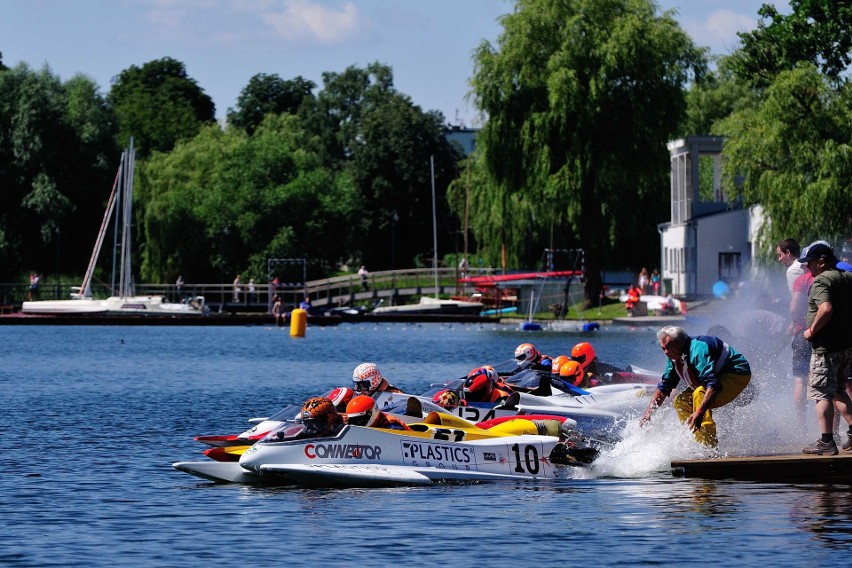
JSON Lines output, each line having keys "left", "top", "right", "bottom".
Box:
{"left": 842, "top": 437, "right": 852, "bottom": 453}
{"left": 802, "top": 439, "right": 839, "bottom": 456}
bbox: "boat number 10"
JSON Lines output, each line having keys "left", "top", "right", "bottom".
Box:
{"left": 511, "top": 443, "right": 540, "bottom": 474}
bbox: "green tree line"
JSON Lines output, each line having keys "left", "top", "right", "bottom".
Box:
{"left": 2, "top": 0, "right": 851, "bottom": 304}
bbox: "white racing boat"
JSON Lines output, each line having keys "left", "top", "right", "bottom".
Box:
{"left": 175, "top": 411, "right": 593, "bottom": 486}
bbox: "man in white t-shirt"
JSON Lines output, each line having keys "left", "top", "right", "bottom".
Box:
{"left": 776, "top": 238, "right": 803, "bottom": 293}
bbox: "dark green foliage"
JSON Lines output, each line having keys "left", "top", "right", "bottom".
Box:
{"left": 0, "top": 63, "right": 117, "bottom": 281}
{"left": 108, "top": 57, "right": 215, "bottom": 158}
{"left": 469, "top": 0, "right": 704, "bottom": 305}
{"left": 227, "top": 74, "right": 316, "bottom": 134}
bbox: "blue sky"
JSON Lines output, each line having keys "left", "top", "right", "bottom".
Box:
{"left": 1, "top": 0, "right": 789, "bottom": 125}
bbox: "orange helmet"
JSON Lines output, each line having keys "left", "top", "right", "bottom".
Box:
{"left": 345, "top": 394, "right": 380, "bottom": 427}
{"left": 300, "top": 397, "right": 341, "bottom": 436}
{"left": 559, "top": 360, "right": 585, "bottom": 387}
{"left": 352, "top": 362, "right": 387, "bottom": 394}
{"left": 514, "top": 343, "right": 540, "bottom": 364}
{"left": 432, "top": 389, "right": 460, "bottom": 408}
{"left": 571, "top": 342, "right": 596, "bottom": 370}
{"left": 327, "top": 386, "right": 355, "bottom": 412}
{"left": 551, "top": 355, "right": 570, "bottom": 374}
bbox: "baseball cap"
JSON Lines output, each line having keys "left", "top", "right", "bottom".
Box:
{"left": 797, "top": 242, "right": 834, "bottom": 263}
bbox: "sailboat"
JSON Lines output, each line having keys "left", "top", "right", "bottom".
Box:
{"left": 22, "top": 141, "right": 206, "bottom": 316}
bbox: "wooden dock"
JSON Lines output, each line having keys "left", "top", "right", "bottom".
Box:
{"left": 671, "top": 453, "right": 852, "bottom": 482}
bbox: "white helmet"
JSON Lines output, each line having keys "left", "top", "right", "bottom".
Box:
{"left": 352, "top": 362, "right": 387, "bottom": 393}
{"left": 514, "top": 343, "right": 539, "bottom": 364}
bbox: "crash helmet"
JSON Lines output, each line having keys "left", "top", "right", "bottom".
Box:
{"left": 327, "top": 386, "right": 355, "bottom": 412}
{"left": 464, "top": 367, "right": 496, "bottom": 400}
{"left": 352, "top": 362, "right": 387, "bottom": 394}
{"left": 300, "top": 397, "right": 341, "bottom": 436}
{"left": 432, "top": 389, "right": 460, "bottom": 408}
{"left": 551, "top": 355, "right": 570, "bottom": 374}
{"left": 571, "top": 342, "right": 596, "bottom": 370}
{"left": 345, "top": 394, "right": 380, "bottom": 427}
{"left": 514, "top": 342, "right": 540, "bottom": 364}
{"left": 559, "top": 360, "right": 585, "bottom": 387}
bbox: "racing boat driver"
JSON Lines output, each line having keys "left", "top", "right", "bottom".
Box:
{"left": 352, "top": 362, "right": 405, "bottom": 396}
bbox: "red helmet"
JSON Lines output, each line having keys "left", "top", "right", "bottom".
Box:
{"left": 345, "top": 395, "right": 380, "bottom": 427}
{"left": 432, "top": 389, "right": 460, "bottom": 408}
{"left": 571, "top": 342, "right": 596, "bottom": 370}
{"left": 464, "top": 367, "right": 496, "bottom": 400}
{"left": 514, "top": 343, "right": 539, "bottom": 364}
{"left": 550, "top": 355, "right": 570, "bottom": 374}
{"left": 559, "top": 360, "right": 585, "bottom": 387}
{"left": 300, "top": 397, "right": 341, "bottom": 436}
{"left": 326, "top": 387, "right": 355, "bottom": 412}
{"left": 352, "top": 362, "right": 387, "bottom": 394}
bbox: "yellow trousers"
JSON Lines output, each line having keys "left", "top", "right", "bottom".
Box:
{"left": 673, "top": 372, "right": 751, "bottom": 447}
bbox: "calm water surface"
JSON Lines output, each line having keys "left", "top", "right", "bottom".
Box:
{"left": 1, "top": 322, "right": 850, "bottom": 567}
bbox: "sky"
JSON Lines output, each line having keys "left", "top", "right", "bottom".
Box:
{"left": 1, "top": 0, "right": 791, "bottom": 126}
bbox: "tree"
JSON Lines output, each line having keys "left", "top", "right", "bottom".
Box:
{"left": 0, "top": 63, "right": 116, "bottom": 280}
{"left": 731, "top": 0, "right": 852, "bottom": 89}
{"left": 718, "top": 64, "right": 852, "bottom": 250}
{"left": 227, "top": 73, "right": 315, "bottom": 134}
{"left": 470, "top": 0, "right": 705, "bottom": 306}
{"left": 303, "top": 63, "right": 462, "bottom": 269}
{"left": 108, "top": 57, "right": 215, "bottom": 158}
{"left": 136, "top": 115, "right": 359, "bottom": 283}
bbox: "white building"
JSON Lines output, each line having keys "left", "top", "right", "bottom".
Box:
{"left": 659, "top": 136, "right": 761, "bottom": 298}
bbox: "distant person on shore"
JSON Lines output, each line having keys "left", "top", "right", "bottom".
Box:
{"left": 175, "top": 275, "right": 184, "bottom": 301}
{"left": 248, "top": 279, "right": 256, "bottom": 304}
{"left": 640, "top": 326, "right": 752, "bottom": 447}
{"left": 799, "top": 243, "right": 852, "bottom": 456}
{"left": 625, "top": 283, "right": 642, "bottom": 316}
{"left": 459, "top": 257, "right": 469, "bottom": 279}
{"left": 358, "top": 265, "right": 369, "bottom": 291}
{"left": 299, "top": 296, "right": 312, "bottom": 311}
{"left": 638, "top": 268, "right": 649, "bottom": 294}
{"left": 28, "top": 272, "right": 40, "bottom": 300}
{"left": 651, "top": 268, "right": 661, "bottom": 295}
{"left": 776, "top": 238, "right": 804, "bottom": 294}
{"left": 232, "top": 274, "right": 241, "bottom": 303}
{"left": 272, "top": 295, "right": 283, "bottom": 326}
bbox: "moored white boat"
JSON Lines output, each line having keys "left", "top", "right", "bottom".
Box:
{"left": 21, "top": 141, "right": 206, "bottom": 317}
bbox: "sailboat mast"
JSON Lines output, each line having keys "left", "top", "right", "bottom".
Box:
{"left": 79, "top": 154, "right": 124, "bottom": 298}
{"left": 431, "top": 155, "right": 438, "bottom": 298}
{"left": 118, "top": 138, "right": 136, "bottom": 298}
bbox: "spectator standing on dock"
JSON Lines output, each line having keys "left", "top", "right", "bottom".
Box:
{"left": 787, "top": 242, "right": 828, "bottom": 428}
{"left": 358, "top": 265, "right": 369, "bottom": 291}
{"left": 28, "top": 273, "right": 40, "bottom": 300}
{"left": 799, "top": 243, "right": 852, "bottom": 455}
{"left": 651, "top": 268, "right": 661, "bottom": 295}
{"left": 776, "top": 238, "right": 804, "bottom": 294}
{"left": 232, "top": 274, "right": 241, "bottom": 303}
{"left": 272, "top": 295, "right": 283, "bottom": 326}
{"left": 640, "top": 326, "right": 752, "bottom": 447}
{"left": 248, "top": 279, "right": 256, "bottom": 304}
{"left": 175, "top": 275, "right": 184, "bottom": 301}
{"left": 638, "top": 268, "right": 649, "bottom": 294}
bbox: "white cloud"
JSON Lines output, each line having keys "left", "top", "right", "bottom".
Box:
{"left": 261, "top": 0, "right": 362, "bottom": 44}
{"left": 686, "top": 9, "right": 758, "bottom": 53}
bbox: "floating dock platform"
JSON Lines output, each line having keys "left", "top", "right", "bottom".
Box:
{"left": 672, "top": 453, "right": 852, "bottom": 482}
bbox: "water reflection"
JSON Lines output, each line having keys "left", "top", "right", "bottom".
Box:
{"left": 789, "top": 485, "right": 852, "bottom": 549}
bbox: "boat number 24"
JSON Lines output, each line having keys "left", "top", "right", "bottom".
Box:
{"left": 511, "top": 443, "right": 540, "bottom": 475}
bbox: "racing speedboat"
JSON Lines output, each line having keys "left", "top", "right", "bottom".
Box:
{"left": 174, "top": 412, "right": 593, "bottom": 486}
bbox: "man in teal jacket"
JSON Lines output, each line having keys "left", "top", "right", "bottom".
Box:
{"left": 640, "top": 326, "right": 752, "bottom": 447}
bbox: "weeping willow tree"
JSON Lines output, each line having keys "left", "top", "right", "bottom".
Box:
{"left": 468, "top": 0, "right": 705, "bottom": 305}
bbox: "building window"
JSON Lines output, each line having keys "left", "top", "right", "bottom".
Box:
{"left": 719, "top": 252, "right": 741, "bottom": 282}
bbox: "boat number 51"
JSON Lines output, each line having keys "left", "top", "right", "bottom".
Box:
{"left": 511, "top": 443, "right": 540, "bottom": 474}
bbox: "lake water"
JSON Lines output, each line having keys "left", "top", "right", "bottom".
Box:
{"left": 1, "top": 321, "right": 850, "bottom": 567}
